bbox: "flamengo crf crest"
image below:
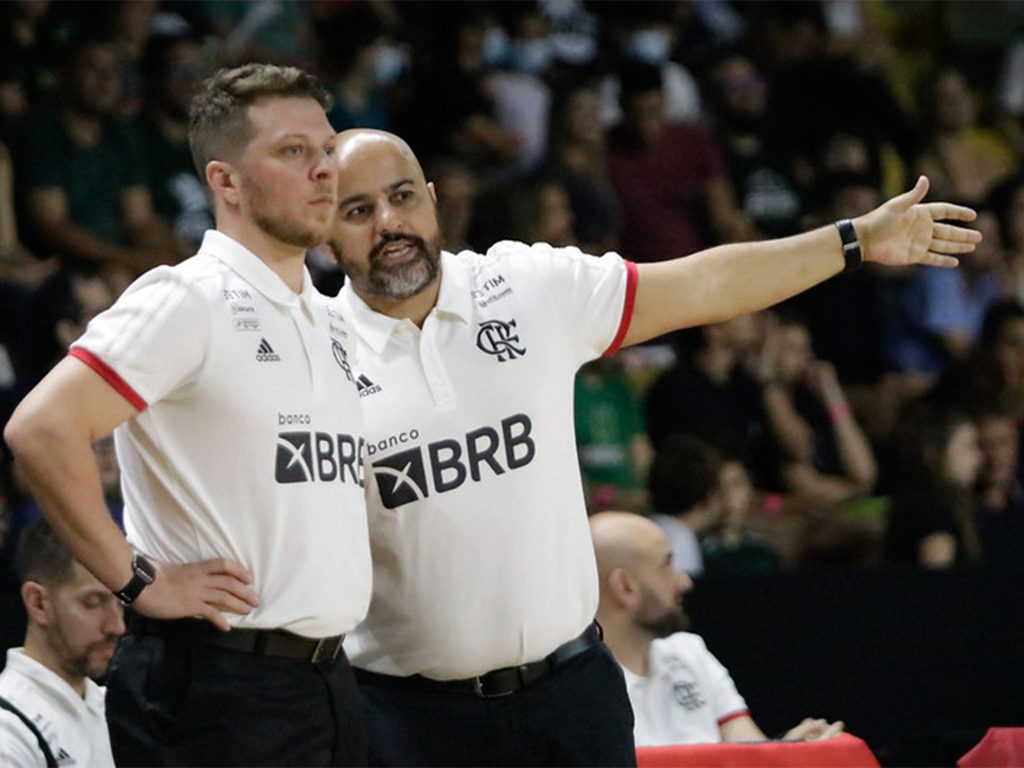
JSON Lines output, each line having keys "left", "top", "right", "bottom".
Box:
{"left": 476, "top": 319, "right": 526, "bottom": 361}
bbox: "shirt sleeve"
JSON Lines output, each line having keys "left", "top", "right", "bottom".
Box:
{"left": 70, "top": 266, "right": 210, "bottom": 407}
{"left": 0, "top": 710, "right": 48, "bottom": 768}
{"left": 497, "top": 241, "right": 638, "bottom": 360}
{"left": 693, "top": 637, "right": 749, "bottom": 723}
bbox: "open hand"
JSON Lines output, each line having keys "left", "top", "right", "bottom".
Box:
{"left": 854, "top": 176, "right": 981, "bottom": 268}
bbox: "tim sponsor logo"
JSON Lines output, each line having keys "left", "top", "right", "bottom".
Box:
{"left": 370, "top": 414, "right": 534, "bottom": 509}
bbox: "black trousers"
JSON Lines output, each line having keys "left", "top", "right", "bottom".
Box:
{"left": 356, "top": 643, "right": 636, "bottom": 767}
{"left": 106, "top": 630, "right": 367, "bottom": 767}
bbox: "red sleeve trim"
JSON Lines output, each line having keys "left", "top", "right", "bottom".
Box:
{"left": 717, "top": 710, "right": 751, "bottom": 726}
{"left": 603, "top": 260, "right": 638, "bottom": 356}
{"left": 68, "top": 348, "right": 148, "bottom": 412}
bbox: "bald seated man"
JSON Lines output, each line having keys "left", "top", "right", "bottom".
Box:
{"left": 325, "top": 127, "right": 977, "bottom": 767}
{"left": 590, "top": 511, "right": 843, "bottom": 746}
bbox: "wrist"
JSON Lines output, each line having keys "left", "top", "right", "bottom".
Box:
{"left": 834, "top": 219, "right": 862, "bottom": 273}
{"left": 114, "top": 554, "right": 157, "bottom": 606}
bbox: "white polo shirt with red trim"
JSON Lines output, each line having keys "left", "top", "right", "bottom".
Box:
{"left": 623, "top": 632, "right": 750, "bottom": 746}
{"left": 339, "top": 241, "right": 637, "bottom": 679}
{"left": 70, "top": 230, "right": 371, "bottom": 638}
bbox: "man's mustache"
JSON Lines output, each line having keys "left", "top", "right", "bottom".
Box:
{"left": 370, "top": 233, "right": 427, "bottom": 264}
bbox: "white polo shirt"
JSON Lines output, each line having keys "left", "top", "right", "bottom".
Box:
{"left": 0, "top": 648, "right": 113, "bottom": 767}
{"left": 71, "top": 230, "right": 371, "bottom": 637}
{"left": 340, "top": 242, "right": 637, "bottom": 679}
{"left": 623, "top": 633, "right": 750, "bottom": 746}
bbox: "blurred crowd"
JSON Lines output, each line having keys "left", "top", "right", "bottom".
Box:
{"left": 3, "top": 0, "right": 1024, "bottom": 580}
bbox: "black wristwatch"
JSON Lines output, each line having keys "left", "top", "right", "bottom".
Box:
{"left": 114, "top": 554, "right": 157, "bottom": 606}
{"left": 835, "top": 218, "right": 862, "bottom": 273}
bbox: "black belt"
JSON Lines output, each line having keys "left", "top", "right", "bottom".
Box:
{"left": 128, "top": 615, "right": 347, "bottom": 664}
{"left": 355, "top": 621, "right": 603, "bottom": 698}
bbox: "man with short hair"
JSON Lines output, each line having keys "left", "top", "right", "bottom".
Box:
{"left": 590, "top": 511, "right": 842, "bottom": 745}
{"left": 0, "top": 518, "right": 124, "bottom": 767}
{"left": 5, "top": 64, "right": 371, "bottom": 766}
{"left": 326, "top": 127, "right": 978, "bottom": 766}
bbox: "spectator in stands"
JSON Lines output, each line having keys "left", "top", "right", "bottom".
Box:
{"left": 17, "top": 35, "right": 185, "bottom": 280}
{"left": 607, "top": 61, "right": 753, "bottom": 265}
{"left": 972, "top": 405, "right": 1024, "bottom": 569}
{"left": 884, "top": 208, "right": 1003, "bottom": 382}
{"left": 138, "top": 31, "right": 213, "bottom": 250}
{"left": 425, "top": 156, "right": 479, "bottom": 254}
{"left": 0, "top": 518, "right": 123, "bottom": 767}
{"left": 471, "top": 174, "right": 576, "bottom": 248}
{"left": 913, "top": 66, "right": 1015, "bottom": 208}
{"left": 702, "top": 49, "right": 800, "bottom": 238}
{"left": 574, "top": 355, "right": 650, "bottom": 514}
{"left": 645, "top": 315, "right": 771, "bottom": 483}
{"left": 884, "top": 403, "right": 983, "bottom": 568}
{"left": 0, "top": 0, "right": 53, "bottom": 138}
{"left": 988, "top": 175, "right": 1024, "bottom": 301}
{"left": 590, "top": 510, "right": 843, "bottom": 746}
{"left": 646, "top": 434, "right": 725, "bottom": 576}
{"left": 759, "top": 308, "right": 878, "bottom": 508}
{"left": 700, "top": 457, "right": 782, "bottom": 576}
{"left": 316, "top": 3, "right": 393, "bottom": 133}
{"left": 545, "top": 79, "right": 621, "bottom": 253}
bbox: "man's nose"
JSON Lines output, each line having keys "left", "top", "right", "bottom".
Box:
{"left": 375, "top": 202, "right": 404, "bottom": 234}
{"left": 106, "top": 602, "right": 127, "bottom": 637}
{"left": 313, "top": 149, "right": 337, "bottom": 183}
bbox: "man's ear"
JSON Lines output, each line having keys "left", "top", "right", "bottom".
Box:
{"left": 607, "top": 566, "right": 639, "bottom": 608}
{"left": 21, "top": 581, "right": 51, "bottom": 627}
{"left": 426, "top": 181, "right": 437, "bottom": 206}
{"left": 206, "top": 160, "right": 241, "bottom": 207}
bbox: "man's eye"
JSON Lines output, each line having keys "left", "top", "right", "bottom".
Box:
{"left": 283, "top": 146, "right": 304, "bottom": 157}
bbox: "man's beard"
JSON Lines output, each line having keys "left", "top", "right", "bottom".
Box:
{"left": 335, "top": 232, "right": 441, "bottom": 301}
{"left": 636, "top": 587, "right": 689, "bottom": 638}
{"left": 52, "top": 618, "right": 118, "bottom": 680}
{"left": 247, "top": 178, "right": 329, "bottom": 249}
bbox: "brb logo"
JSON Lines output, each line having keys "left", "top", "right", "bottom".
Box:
{"left": 275, "top": 414, "right": 364, "bottom": 486}
{"left": 370, "top": 414, "right": 534, "bottom": 508}
{"left": 476, "top": 319, "right": 526, "bottom": 362}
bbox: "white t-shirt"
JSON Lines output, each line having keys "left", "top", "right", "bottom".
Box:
{"left": 340, "top": 242, "right": 637, "bottom": 679}
{"left": 651, "top": 515, "right": 704, "bottom": 576}
{"left": 71, "top": 230, "right": 371, "bottom": 637}
{"left": 0, "top": 649, "right": 113, "bottom": 767}
{"left": 623, "top": 632, "right": 749, "bottom": 747}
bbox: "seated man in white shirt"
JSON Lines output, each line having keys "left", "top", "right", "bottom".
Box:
{"left": 590, "top": 511, "right": 842, "bottom": 746}
{"left": 0, "top": 519, "right": 123, "bottom": 767}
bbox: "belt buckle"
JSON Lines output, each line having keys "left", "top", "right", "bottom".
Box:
{"left": 310, "top": 635, "right": 345, "bottom": 664}
{"left": 471, "top": 673, "right": 515, "bottom": 698}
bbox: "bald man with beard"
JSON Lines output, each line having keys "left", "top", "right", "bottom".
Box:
{"left": 325, "top": 127, "right": 978, "bottom": 767}
{"left": 590, "top": 511, "right": 843, "bottom": 746}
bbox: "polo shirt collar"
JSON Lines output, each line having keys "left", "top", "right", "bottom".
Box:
{"left": 4, "top": 648, "right": 104, "bottom": 718}
{"left": 199, "top": 230, "right": 315, "bottom": 312}
{"left": 342, "top": 251, "right": 473, "bottom": 354}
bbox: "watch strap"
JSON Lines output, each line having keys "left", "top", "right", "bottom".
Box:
{"left": 835, "top": 218, "right": 862, "bottom": 273}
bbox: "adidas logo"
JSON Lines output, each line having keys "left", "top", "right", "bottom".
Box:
{"left": 256, "top": 338, "right": 281, "bottom": 362}
{"left": 356, "top": 373, "right": 382, "bottom": 397}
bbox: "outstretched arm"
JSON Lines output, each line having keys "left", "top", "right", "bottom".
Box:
{"left": 4, "top": 357, "right": 258, "bottom": 630}
{"left": 623, "top": 176, "right": 980, "bottom": 346}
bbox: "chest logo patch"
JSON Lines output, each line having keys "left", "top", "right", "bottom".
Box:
{"left": 476, "top": 319, "right": 526, "bottom": 362}
{"left": 256, "top": 338, "right": 281, "bottom": 362}
{"left": 332, "top": 339, "right": 354, "bottom": 382}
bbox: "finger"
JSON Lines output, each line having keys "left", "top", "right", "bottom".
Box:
{"left": 932, "top": 222, "right": 982, "bottom": 243}
{"left": 206, "top": 591, "right": 259, "bottom": 616}
{"left": 922, "top": 202, "right": 978, "bottom": 222}
{"left": 892, "top": 175, "right": 929, "bottom": 211}
{"left": 818, "top": 721, "right": 845, "bottom": 740}
{"left": 204, "top": 558, "right": 254, "bottom": 584}
{"left": 930, "top": 238, "right": 978, "bottom": 255}
{"left": 921, "top": 253, "right": 960, "bottom": 268}
{"left": 208, "top": 575, "right": 260, "bottom": 607}
{"left": 198, "top": 606, "right": 231, "bottom": 632}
